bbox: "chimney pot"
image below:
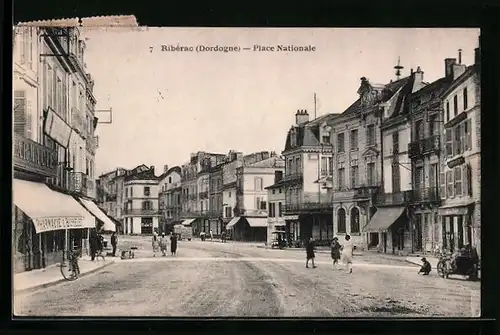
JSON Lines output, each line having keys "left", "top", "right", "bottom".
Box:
{"left": 444, "top": 58, "right": 457, "bottom": 77}
{"left": 458, "top": 49, "right": 463, "bottom": 64}
{"left": 416, "top": 66, "right": 421, "bottom": 72}
{"left": 410, "top": 68, "right": 413, "bottom": 74}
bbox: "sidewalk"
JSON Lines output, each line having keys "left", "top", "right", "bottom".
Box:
{"left": 14, "top": 256, "right": 115, "bottom": 294}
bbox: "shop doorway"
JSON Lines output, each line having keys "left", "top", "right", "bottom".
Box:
{"left": 141, "top": 217, "right": 153, "bottom": 235}
{"left": 457, "top": 216, "right": 464, "bottom": 249}
{"left": 369, "top": 233, "right": 379, "bottom": 249}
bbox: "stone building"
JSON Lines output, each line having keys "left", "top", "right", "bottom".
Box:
{"left": 282, "top": 110, "right": 339, "bottom": 244}
{"left": 265, "top": 170, "right": 286, "bottom": 246}
{"left": 438, "top": 43, "right": 481, "bottom": 257}
{"left": 159, "top": 166, "right": 182, "bottom": 234}
{"left": 209, "top": 162, "right": 224, "bottom": 236}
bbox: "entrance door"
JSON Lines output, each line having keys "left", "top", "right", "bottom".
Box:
{"left": 382, "top": 232, "right": 387, "bottom": 253}
{"left": 449, "top": 218, "right": 455, "bottom": 252}
{"left": 457, "top": 216, "right": 464, "bottom": 249}
{"left": 370, "top": 232, "right": 379, "bottom": 248}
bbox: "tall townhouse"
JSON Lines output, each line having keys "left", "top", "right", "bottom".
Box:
{"left": 158, "top": 165, "right": 170, "bottom": 234}
{"left": 438, "top": 43, "right": 481, "bottom": 257}
{"left": 226, "top": 152, "right": 284, "bottom": 242}
{"left": 96, "top": 167, "right": 128, "bottom": 231}
{"left": 13, "top": 26, "right": 111, "bottom": 273}
{"left": 265, "top": 170, "right": 286, "bottom": 246}
{"left": 161, "top": 166, "right": 182, "bottom": 233}
{"left": 221, "top": 151, "right": 244, "bottom": 228}
{"left": 407, "top": 64, "right": 454, "bottom": 254}
{"left": 180, "top": 159, "right": 198, "bottom": 228}
{"left": 282, "top": 110, "right": 339, "bottom": 245}
{"left": 329, "top": 76, "right": 414, "bottom": 248}
{"left": 209, "top": 162, "right": 224, "bottom": 236}
{"left": 371, "top": 68, "right": 426, "bottom": 254}
{"left": 123, "top": 166, "right": 161, "bottom": 235}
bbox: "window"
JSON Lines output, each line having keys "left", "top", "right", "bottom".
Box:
{"left": 338, "top": 168, "right": 345, "bottom": 189}
{"left": 446, "top": 171, "right": 454, "bottom": 198}
{"left": 453, "top": 95, "right": 458, "bottom": 116}
{"left": 429, "top": 164, "right": 438, "bottom": 188}
{"left": 14, "top": 90, "right": 30, "bottom": 138}
{"left": 415, "top": 166, "right": 424, "bottom": 190}
{"left": 350, "top": 129, "right": 358, "bottom": 150}
{"left": 367, "top": 125, "right": 376, "bottom": 146}
{"left": 454, "top": 167, "right": 462, "bottom": 196}
{"left": 125, "top": 188, "right": 128, "bottom": 198}
{"left": 278, "top": 202, "right": 282, "bottom": 217}
{"left": 392, "top": 163, "right": 401, "bottom": 193}
{"left": 464, "top": 119, "right": 472, "bottom": 151}
{"left": 439, "top": 171, "right": 446, "bottom": 199}
{"left": 337, "top": 208, "right": 346, "bottom": 233}
{"left": 321, "top": 157, "right": 328, "bottom": 176}
{"left": 392, "top": 131, "right": 399, "bottom": 154}
{"left": 454, "top": 124, "right": 462, "bottom": 155}
{"left": 445, "top": 129, "right": 453, "bottom": 157}
{"left": 272, "top": 189, "right": 276, "bottom": 194}
{"left": 367, "top": 162, "right": 375, "bottom": 186}
{"left": 322, "top": 135, "right": 330, "bottom": 144}
{"left": 130, "top": 187, "right": 133, "bottom": 197}
{"left": 446, "top": 101, "right": 450, "bottom": 121}
{"left": 415, "top": 119, "right": 424, "bottom": 141}
{"left": 144, "top": 186, "right": 151, "bottom": 196}
{"left": 350, "top": 165, "right": 359, "bottom": 188}
{"left": 169, "top": 177, "right": 172, "bottom": 183}
{"left": 350, "top": 207, "right": 360, "bottom": 233}
{"left": 337, "top": 133, "right": 345, "bottom": 153}
{"left": 268, "top": 203, "right": 275, "bottom": 217}
{"left": 465, "top": 164, "right": 473, "bottom": 196}
{"left": 295, "top": 156, "right": 300, "bottom": 174}
{"left": 254, "top": 177, "right": 263, "bottom": 191}
{"left": 428, "top": 114, "right": 437, "bottom": 136}
{"left": 463, "top": 88, "right": 468, "bottom": 110}
{"left": 142, "top": 201, "right": 152, "bottom": 210}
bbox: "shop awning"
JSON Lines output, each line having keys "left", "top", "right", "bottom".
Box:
{"left": 246, "top": 217, "right": 268, "bottom": 228}
{"left": 363, "top": 206, "right": 406, "bottom": 233}
{"left": 182, "top": 218, "right": 196, "bottom": 226}
{"left": 78, "top": 198, "right": 116, "bottom": 232}
{"left": 13, "top": 179, "right": 95, "bottom": 234}
{"left": 226, "top": 216, "right": 241, "bottom": 229}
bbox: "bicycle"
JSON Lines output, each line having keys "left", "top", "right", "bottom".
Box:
{"left": 60, "top": 248, "right": 81, "bottom": 281}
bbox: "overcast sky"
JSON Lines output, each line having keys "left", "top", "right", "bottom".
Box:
{"left": 81, "top": 28, "right": 480, "bottom": 176}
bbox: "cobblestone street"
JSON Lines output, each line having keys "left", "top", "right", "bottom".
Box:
{"left": 14, "top": 237, "right": 480, "bottom": 317}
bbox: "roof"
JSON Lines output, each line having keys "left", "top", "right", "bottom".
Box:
{"left": 124, "top": 168, "right": 159, "bottom": 182}
{"left": 439, "top": 65, "right": 478, "bottom": 98}
{"left": 283, "top": 113, "right": 340, "bottom": 152}
{"left": 246, "top": 156, "right": 285, "bottom": 168}
{"left": 158, "top": 166, "right": 182, "bottom": 180}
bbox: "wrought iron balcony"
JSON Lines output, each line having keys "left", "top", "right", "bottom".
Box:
{"left": 123, "top": 208, "right": 160, "bottom": 216}
{"left": 13, "top": 133, "right": 58, "bottom": 177}
{"left": 408, "top": 135, "right": 440, "bottom": 159}
{"left": 283, "top": 172, "right": 303, "bottom": 182}
{"left": 412, "top": 187, "right": 440, "bottom": 204}
{"left": 69, "top": 172, "right": 88, "bottom": 194}
{"left": 332, "top": 185, "right": 380, "bottom": 202}
{"left": 375, "top": 190, "right": 414, "bottom": 206}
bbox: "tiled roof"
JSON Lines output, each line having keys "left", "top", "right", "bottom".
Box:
{"left": 247, "top": 156, "right": 284, "bottom": 168}
{"left": 283, "top": 113, "right": 341, "bottom": 151}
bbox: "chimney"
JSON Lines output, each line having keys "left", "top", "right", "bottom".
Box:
{"left": 275, "top": 170, "right": 283, "bottom": 183}
{"left": 163, "top": 164, "right": 169, "bottom": 173}
{"left": 262, "top": 151, "right": 270, "bottom": 160}
{"left": 452, "top": 63, "right": 467, "bottom": 80}
{"left": 444, "top": 58, "right": 457, "bottom": 77}
{"left": 458, "top": 49, "right": 462, "bottom": 64}
{"left": 295, "top": 109, "right": 309, "bottom": 125}
{"left": 412, "top": 66, "right": 424, "bottom": 93}
{"left": 270, "top": 151, "right": 277, "bottom": 157}
{"left": 150, "top": 166, "right": 155, "bottom": 174}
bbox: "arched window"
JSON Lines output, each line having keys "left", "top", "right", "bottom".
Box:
{"left": 351, "top": 207, "right": 360, "bottom": 233}
{"left": 337, "top": 208, "right": 346, "bottom": 233}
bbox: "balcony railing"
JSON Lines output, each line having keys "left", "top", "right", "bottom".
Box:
{"left": 412, "top": 187, "right": 440, "bottom": 203}
{"left": 284, "top": 202, "right": 333, "bottom": 213}
{"left": 283, "top": 172, "right": 303, "bottom": 182}
{"left": 332, "top": 185, "right": 380, "bottom": 202}
{"left": 375, "top": 191, "right": 413, "bottom": 206}
{"left": 69, "top": 172, "right": 88, "bottom": 194}
{"left": 123, "top": 209, "right": 160, "bottom": 216}
{"left": 13, "top": 133, "right": 58, "bottom": 177}
{"left": 71, "top": 107, "right": 87, "bottom": 137}
{"left": 408, "top": 135, "right": 440, "bottom": 159}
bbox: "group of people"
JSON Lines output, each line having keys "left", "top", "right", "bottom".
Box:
{"left": 152, "top": 232, "right": 178, "bottom": 257}
{"left": 304, "top": 234, "right": 355, "bottom": 274}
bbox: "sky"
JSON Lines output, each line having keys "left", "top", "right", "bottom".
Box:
{"left": 81, "top": 28, "right": 480, "bottom": 176}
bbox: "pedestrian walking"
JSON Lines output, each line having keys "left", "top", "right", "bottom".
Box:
{"left": 221, "top": 231, "right": 226, "bottom": 243}
{"left": 89, "top": 229, "right": 98, "bottom": 261}
{"left": 170, "top": 233, "right": 178, "bottom": 256}
{"left": 305, "top": 237, "right": 317, "bottom": 269}
{"left": 152, "top": 232, "right": 160, "bottom": 257}
{"left": 331, "top": 237, "right": 342, "bottom": 270}
{"left": 97, "top": 233, "right": 104, "bottom": 254}
{"left": 341, "top": 234, "right": 354, "bottom": 274}
{"left": 159, "top": 233, "right": 168, "bottom": 256}
{"left": 111, "top": 232, "right": 118, "bottom": 257}
{"left": 210, "top": 230, "right": 213, "bottom": 241}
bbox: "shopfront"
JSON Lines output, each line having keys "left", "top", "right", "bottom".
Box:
{"left": 13, "top": 179, "right": 96, "bottom": 273}
{"left": 438, "top": 202, "right": 475, "bottom": 253}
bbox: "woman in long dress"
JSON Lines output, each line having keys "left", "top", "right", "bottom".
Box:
{"left": 305, "top": 237, "right": 317, "bottom": 268}
{"left": 170, "top": 233, "right": 178, "bottom": 256}
{"left": 341, "top": 234, "right": 354, "bottom": 273}
{"left": 331, "top": 237, "right": 342, "bottom": 270}
{"left": 152, "top": 232, "right": 160, "bottom": 257}
{"left": 159, "top": 233, "right": 168, "bottom": 256}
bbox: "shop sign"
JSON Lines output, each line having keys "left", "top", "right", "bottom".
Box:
{"left": 33, "top": 216, "right": 91, "bottom": 234}
{"left": 13, "top": 133, "right": 58, "bottom": 177}
{"left": 44, "top": 107, "right": 72, "bottom": 148}
{"left": 447, "top": 156, "right": 465, "bottom": 169}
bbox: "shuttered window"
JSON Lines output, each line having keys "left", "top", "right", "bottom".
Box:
{"left": 454, "top": 167, "right": 462, "bottom": 196}
{"left": 446, "top": 171, "right": 454, "bottom": 198}
{"left": 14, "top": 90, "right": 27, "bottom": 136}
{"left": 465, "top": 119, "right": 472, "bottom": 151}
{"left": 439, "top": 171, "right": 446, "bottom": 199}
{"left": 445, "top": 129, "right": 453, "bottom": 157}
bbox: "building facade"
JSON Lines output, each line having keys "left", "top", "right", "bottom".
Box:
{"left": 13, "top": 26, "right": 101, "bottom": 273}
{"left": 209, "top": 163, "right": 224, "bottom": 236}
{"left": 282, "top": 110, "right": 337, "bottom": 245}
{"left": 159, "top": 166, "right": 182, "bottom": 233}
{"left": 330, "top": 76, "right": 416, "bottom": 248}
{"left": 123, "top": 167, "right": 161, "bottom": 235}
{"left": 265, "top": 170, "right": 286, "bottom": 246}
{"left": 221, "top": 151, "right": 244, "bottom": 227}
{"left": 438, "top": 45, "right": 481, "bottom": 257}
{"left": 227, "top": 153, "right": 284, "bottom": 241}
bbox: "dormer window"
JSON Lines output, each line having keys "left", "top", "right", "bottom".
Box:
{"left": 290, "top": 128, "right": 297, "bottom": 147}
{"left": 322, "top": 135, "right": 330, "bottom": 144}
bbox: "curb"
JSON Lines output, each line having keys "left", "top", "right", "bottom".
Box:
{"left": 15, "top": 260, "right": 115, "bottom": 294}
